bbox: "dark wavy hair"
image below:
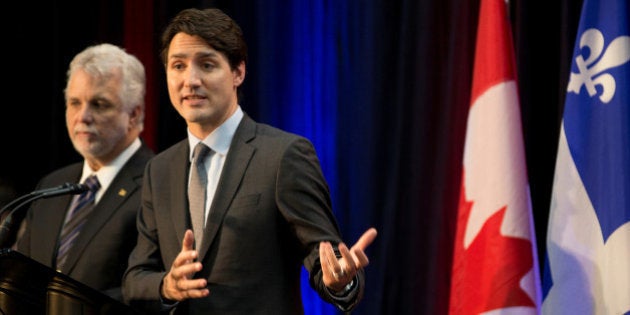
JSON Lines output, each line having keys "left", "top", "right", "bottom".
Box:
{"left": 160, "top": 8, "right": 248, "bottom": 71}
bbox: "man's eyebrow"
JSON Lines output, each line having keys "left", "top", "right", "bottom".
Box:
{"left": 169, "top": 51, "right": 220, "bottom": 60}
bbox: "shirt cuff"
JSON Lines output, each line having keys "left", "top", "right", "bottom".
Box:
{"left": 327, "top": 278, "right": 357, "bottom": 299}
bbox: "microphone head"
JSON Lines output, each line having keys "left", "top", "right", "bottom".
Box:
{"left": 39, "top": 182, "right": 90, "bottom": 198}
{"left": 73, "top": 183, "right": 91, "bottom": 193}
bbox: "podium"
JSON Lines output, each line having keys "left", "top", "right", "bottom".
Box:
{"left": 0, "top": 248, "right": 142, "bottom": 314}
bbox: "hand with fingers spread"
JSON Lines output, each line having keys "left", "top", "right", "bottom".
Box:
{"left": 161, "top": 229, "right": 210, "bottom": 302}
{"left": 320, "top": 227, "right": 378, "bottom": 293}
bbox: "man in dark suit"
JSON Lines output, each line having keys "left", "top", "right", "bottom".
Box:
{"left": 122, "top": 7, "right": 377, "bottom": 315}
{"left": 16, "top": 43, "right": 154, "bottom": 302}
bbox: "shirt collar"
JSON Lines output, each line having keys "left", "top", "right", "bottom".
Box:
{"left": 188, "top": 106, "right": 244, "bottom": 161}
{"left": 80, "top": 137, "right": 141, "bottom": 198}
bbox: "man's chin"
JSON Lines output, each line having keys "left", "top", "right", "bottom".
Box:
{"left": 74, "top": 142, "right": 100, "bottom": 156}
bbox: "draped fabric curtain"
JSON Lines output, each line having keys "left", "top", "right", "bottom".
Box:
{"left": 1, "top": 0, "right": 583, "bottom": 314}
{"left": 236, "top": 2, "right": 480, "bottom": 313}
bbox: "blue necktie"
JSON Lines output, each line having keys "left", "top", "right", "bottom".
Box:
{"left": 56, "top": 175, "right": 101, "bottom": 270}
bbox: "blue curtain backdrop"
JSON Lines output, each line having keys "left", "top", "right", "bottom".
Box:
{"left": 249, "top": 2, "right": 342, "bottom": 314}
{"left": 263, "top": 2, "right": 480, "bottom": 311}
{"left": 2, "top": 0, "right": 584, "bottom": 314}
{"left": 243, "top": 2, "right": 377, "bottom": 313}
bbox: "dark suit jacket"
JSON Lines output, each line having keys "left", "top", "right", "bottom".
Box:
{"left": 16, "top": 142, "right": 154, "bottom": 302}
{"left": 123, "top": 115, "right": 364, "bottom": 314}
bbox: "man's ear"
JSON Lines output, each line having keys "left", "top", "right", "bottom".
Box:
{"left": 233, "top": 62, "right": 246, "bottom": 87}
{"left": 129, "top": 104, "right": 143, "bottom": 129}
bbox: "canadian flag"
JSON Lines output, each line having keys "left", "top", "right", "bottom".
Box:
{"left": 448, "top": 0, "right": 542, "bottom": 314}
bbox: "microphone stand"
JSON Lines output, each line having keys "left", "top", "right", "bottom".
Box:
{"left": 0, "top": 183, "right": 80, "bottom": 217}
{"left": 0, "top": 183, "right": 88, "bottom": 248}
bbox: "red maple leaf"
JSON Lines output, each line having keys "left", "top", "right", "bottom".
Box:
{"left": 450, "top": 181, "right": 535, "bottom": 314}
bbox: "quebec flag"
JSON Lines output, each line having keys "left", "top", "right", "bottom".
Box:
{"left": 542, "top": 0, "right": 630, "bottom": 314}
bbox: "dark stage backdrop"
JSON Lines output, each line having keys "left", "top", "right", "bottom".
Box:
{"left": 1, "top": 0, "right": 584, "bottom": 314}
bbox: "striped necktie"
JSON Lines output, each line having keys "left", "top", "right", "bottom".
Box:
{"left": 56, "top": 175, "right": 101, "bottom": 270}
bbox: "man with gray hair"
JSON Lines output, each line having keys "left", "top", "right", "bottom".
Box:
{"left": 15, "top": 43, "right": 154, "bottom": 302}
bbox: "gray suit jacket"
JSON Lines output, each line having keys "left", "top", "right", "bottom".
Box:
{"left": 16, "top": 143, "right": 154, "bottom": 302}
{"left": 123, "top": 115, "right": 364, "bottom": 314}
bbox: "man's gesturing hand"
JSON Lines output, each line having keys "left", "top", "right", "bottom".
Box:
{"left": 320, "top": 227, "right": 378, "bottom": 292}
{"left": 161, "top": 229, "right": 210, "bottom": 301}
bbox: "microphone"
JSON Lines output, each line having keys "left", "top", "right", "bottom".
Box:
{"left": 0, "top": 182, "right": 89, "bottom": 248}
{"left": 0, "top": 183, "right": 89, "bottom": 215}
{"left": 38, "top": 183, "right": 89, "bottom": 198}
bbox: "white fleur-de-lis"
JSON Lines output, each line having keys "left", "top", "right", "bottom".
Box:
{"left": 567, "top": 28, "right": 630, "bottom": 103}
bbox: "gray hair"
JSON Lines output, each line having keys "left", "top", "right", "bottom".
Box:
{"left": 65, "top": 43, "right": 146, "bottom": 130}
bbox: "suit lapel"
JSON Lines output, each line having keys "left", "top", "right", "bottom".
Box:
{"left": 62, "top": 177, "right": 135, "bottom": 273}
{"left": 62, "top": 145, "right": 151, "bottom": 273}
{"left": 27, "top": 165, "right": 82, "bottom": 267}
{"left": 170, "top": 141, "right": 192, "bottom": 246}
{"left": 199, "top": 117, "right": 256, "bottom": 258}
{"left": 37, "top": 192, "right": 75, "bottom": 265}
